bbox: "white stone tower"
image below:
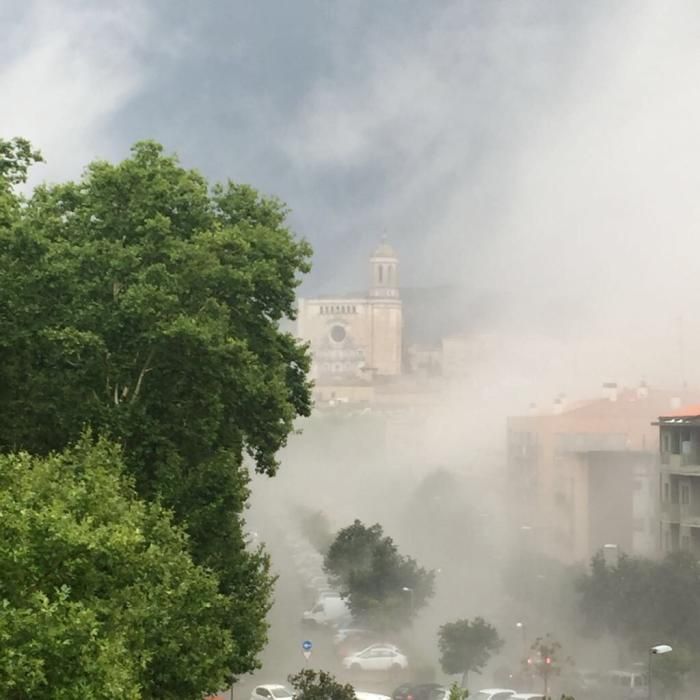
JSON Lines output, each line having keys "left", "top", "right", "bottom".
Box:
{"left": 368, "top": 240, "right": 402, "bottom": 375}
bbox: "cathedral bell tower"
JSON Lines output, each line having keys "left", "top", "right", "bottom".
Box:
{"left": 369, "top": 240, "right": 399, "bottom": 298}
{"left": 367, "top": 239, "right": 402, "bottom": 376}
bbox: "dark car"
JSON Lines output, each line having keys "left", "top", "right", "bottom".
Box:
{"left": 392, "top": 684, "right": 446, "bottom": 700}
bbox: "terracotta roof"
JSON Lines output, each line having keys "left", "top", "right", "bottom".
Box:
{"left": 659, "top": 404, "right": 700, "bottom": 419}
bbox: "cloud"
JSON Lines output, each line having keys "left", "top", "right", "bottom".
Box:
{"left": 0, "top": 0, "right": 153, "bottom": 185}
{"left": 5, "top": 1, "right": 700, "bottom": 391}
{"left": 277, "top": 1, "right": 700, "bottom": 388}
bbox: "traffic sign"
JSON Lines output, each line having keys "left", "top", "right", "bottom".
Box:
{"left": 302, "top": 640, "right": 312, "bottom": 660}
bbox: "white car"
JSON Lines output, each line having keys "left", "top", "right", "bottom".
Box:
{"left": 471, "top": 691, "right": 515, "bottom": 700}
{"left": 333, "top": 627, "right": 373, "bottom": 645}
{"left": 250, "top": 685, "right": 294, "bottom": 700}
{"left": 356, "top": 692, "right": 391, "bottom": 700}
{"left": 510, "top": 694, "right": 544, "bottom": 700}
{"left": 342, "top": 644, "right": 408, "bottom": 671}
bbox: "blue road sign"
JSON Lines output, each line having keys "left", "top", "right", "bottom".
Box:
{"left": 302, "top": 640, "right": 312, "bottom": 651}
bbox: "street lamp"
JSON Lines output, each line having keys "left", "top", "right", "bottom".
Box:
{"left": 649, "top": 644, "right": 672, "bottom": 700}
{"left": 402, "top": 586, "right": 414, "bottom": 617}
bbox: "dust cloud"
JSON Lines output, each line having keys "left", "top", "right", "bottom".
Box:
{"left": 242, "top": 3, "right": 700, "bottom": 699}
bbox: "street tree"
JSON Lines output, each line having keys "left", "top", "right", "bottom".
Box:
{"left": 0, "top": 140, "right": 313, "bottom": 679}
{"left": 325, "top": 520, "right": 434, "bottom": 630}
{"left": 447, "top": 683, "right": 469, "bottom": 700}
{"left": 438, "top": 617, "right": 503, "bottom": 688}
{"left": 288, "top": 669, "right": 356, "bottom": 700}
{"left": 0, "top": 437, "right": 232, "bottom": 700}
{"left": 578, "top": 549, "right": 700, "bottom": 654}
{"left": 527, "top": 634, "right": 572, "bottom": 699}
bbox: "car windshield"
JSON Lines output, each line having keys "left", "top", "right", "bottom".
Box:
{"left": 270, "top": 687, "right": 293, "bottom": 698}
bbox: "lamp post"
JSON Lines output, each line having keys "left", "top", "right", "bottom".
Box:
{"left": 402, "top": 586, "right": 414, "bottom": 617}
{"left": 649, "top": 644, "right": 672, "bottom": 700}
{"left": 516, "top": 621, "right": 527, "bottom": 654}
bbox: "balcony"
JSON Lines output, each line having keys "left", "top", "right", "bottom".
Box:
{"left": 665, "top": 454, "right": 700, "bottom": 475}
{"left": 682, "top": 515, "right": 700, "bottom": 529}
{"left": 661, "top": 502, "right": 681, "bottom": 523}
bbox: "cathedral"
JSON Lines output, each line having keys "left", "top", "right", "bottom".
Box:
{"left": 296, "top": 242, "right": 403, "bottom": 388}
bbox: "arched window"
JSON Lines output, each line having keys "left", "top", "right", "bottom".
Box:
{"left": 378, "top": 265, "right": 383, "bottom": 283}
{"left": 388, "top": 265, "right": 393, "bottom": 285}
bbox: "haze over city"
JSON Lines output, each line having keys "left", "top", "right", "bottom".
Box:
{"left": 3, "top": 2, "right": 700, "bottom": 699}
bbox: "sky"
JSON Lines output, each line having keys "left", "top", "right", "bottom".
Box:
{"left": 4, "top": 0, "right": 700, "bottom": 395}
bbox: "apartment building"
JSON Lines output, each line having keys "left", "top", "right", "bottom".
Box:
{"left": 508, "top": 384, "right": 694, "bottom": 563}
{"left": 657, "top": 405, "right": 700, "bottom": 554}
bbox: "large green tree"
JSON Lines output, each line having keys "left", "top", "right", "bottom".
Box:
{"left": 438, "top": 617, "right": 503, "bottom": 688}
{"left": 0, "top": 140, "right": 313, "bottom": 678}
{"left": 0, "top": 437, "right": 232, "bottom": 700}
{"left": 324, "top": 519, "right": 434, "bottom": 631}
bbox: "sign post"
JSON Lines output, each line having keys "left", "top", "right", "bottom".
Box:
{"left": 302, "top": 640, "right": 313, "bottom": 663}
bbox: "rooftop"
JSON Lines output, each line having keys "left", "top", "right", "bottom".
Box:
{"left": 656, "top": 404, "right": 700, "bottom": 425}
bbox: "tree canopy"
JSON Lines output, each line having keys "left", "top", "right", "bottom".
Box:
{"left": 578, "top": 550, "right": 700, "bottom": 652}
{"left": 0, "top": 139, "right": 313, "bottom": 681}
{"left": 438, "top": 617, "right": 503, "bottom": 688}
{"left": 0, "top": 437, "right": 231, "bottom": 700}
{"left": 578, "top": 549, "right": 700, "bottom": 694}
{"left": 0, "top": 137, "right": 42, "bottom": 227}
{"left": 324, "top": 519, "right": 434, "bottom": 631}
{"left": 288, "top": 669, "right": 356, "bottom": 700}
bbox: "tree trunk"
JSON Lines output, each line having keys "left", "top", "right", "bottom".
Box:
{"left": 461, "top": 671, "right": 468, "bottom": 689}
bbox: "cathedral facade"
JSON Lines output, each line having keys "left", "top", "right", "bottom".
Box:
{"left": 297, "top": 242, "right": 403, "bottom": 383}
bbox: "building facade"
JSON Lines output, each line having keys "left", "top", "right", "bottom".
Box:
{"left": 297, "top": 242, "right": 402, "bottom": 386}
{"left": 657, "top": 405, "right": 700, "bottom": 554}
{"left": 507, "top": 385, "right": 692, "bottom": 563}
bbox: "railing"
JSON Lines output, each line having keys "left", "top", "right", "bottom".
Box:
{"left": 666, "top": 454, "right": 700, "bottom": 474}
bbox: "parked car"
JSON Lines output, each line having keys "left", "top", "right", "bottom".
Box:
{"left": 334, "top": 628, "right": 373, "bottom": 645}
{"left": 250, "top": 685, "right": 294, "bottom": 700}
{"left": 334, "top": 628, "right": 377, "bottom": 657}
{"left": 510, "top": 694, "right": 544, "bottom": 700}
{"left": 470, "top": 690, "right": 515, "bottom": 700}
{"left": 342, "top": 644, "right": 408, "bottom": 672}
{"left": 356, "top": 692, "right": 392, "bottom": 700}
{"left": 391, "top": 684, "right": 446, "bottom": 700}
{"left": 302, "top": 595, "right": 351, "bottom": 626}
{"left": 601, "top": 669, "right": 647, "bottom": 699}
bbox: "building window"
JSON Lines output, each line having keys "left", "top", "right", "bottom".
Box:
{"left": 378, "top": 265, "right": 383, "bottom": 283}
{"left": 662, "top": 433, "right": 670, "bottom": 452}
{"left": 665, "top": 531, "right": 671, "bottom": 551}
{"left": 681, "top": 534, "right": 691, "bottom": 551}
{"left": 330, "top": 325, "right": 346, "bottom": 343}
{"left": 681, "top": 483, "right": 691, "bottom": 505}
{"left": 672, "top": 430, "right": 681, "bottom": 455}
{"left": 664, "top": 482, "right": 670, "bottom": 502}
